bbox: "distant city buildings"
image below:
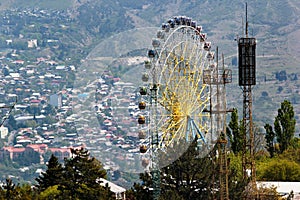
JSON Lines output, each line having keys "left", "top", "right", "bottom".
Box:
{"left": 49, "top": 93, "right": 62, "bottom": 108}
{"left": 0, "top": 144, "right": 84, "bottom": 164}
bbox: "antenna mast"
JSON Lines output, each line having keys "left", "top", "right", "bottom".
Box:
{"left": 238, "top": 3, "right": 257, "bottom": 198}
{"left": 245, "top": 3, "right": 248, "bottom": 37}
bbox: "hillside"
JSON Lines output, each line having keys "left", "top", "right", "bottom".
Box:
{"left": 1, "top": 0, "right": 296, "bottom": 128}
{"left": 75, "top": 0, "right": 300, "bottom": 127}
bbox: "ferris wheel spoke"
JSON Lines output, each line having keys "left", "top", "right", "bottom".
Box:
{"left": 158, "top": 115, "right": 185, "bottom": 146}
{"left": 159, "top": 42, "right": 185, "bottom": 82}
{"left": 189, "top": 89, "right": 210, "bottom": 114}
{"left": 167, "top": 118, "right": 187, "bottom": 144}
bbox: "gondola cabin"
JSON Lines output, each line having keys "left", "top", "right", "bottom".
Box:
{"left": 140, "top": 145, "right": 147, "bottom": 153}
{"left": 204, "top": 42, "right": 211, "bottom": 51}
{"left": 141, "top": 158, "right": 150, "bottom": 167}
{"left": 144, "top": 61, "right": 151, "bottom": 69}
{"left": 157, "top": 30, "right": 165, "bottom": 39}
{"left": 152, "top": 39, "right": 160, "bottom": 48}
{"left": 142, "top": 73, "right": 149, "bottom": 82}
{"left": 138, "top": 115, "right": 146, "bottom": 124}
{"left": 138, "top": 130, "right": 147, "bottom": 139}
{"left": 139, "top": 87, "right": 147, "bottom": 95}
{"left": 207, "top": 51, "right": 214, "bottom": 60}
{"left": 200, "top": 33, "right": 206, "bottom": 42}
{"left": 138, "top": 102, "right": 146, "bottom": 110}
{"left": 148, "top": 50, "right": 155, "bottom": 58}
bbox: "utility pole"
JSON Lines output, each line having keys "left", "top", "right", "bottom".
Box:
{"left": 203, "top": 48, "right": 232, "bottom": 200}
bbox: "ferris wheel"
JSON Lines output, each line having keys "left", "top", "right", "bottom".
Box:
{"left": 137, "top": 16, "right": 219, "bottom": 169}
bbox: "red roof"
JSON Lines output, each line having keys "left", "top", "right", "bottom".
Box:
{"left": 3, "top": 146, "right": 25, "bottom": 153}
{"left": 30, "top": 99, "right": 41, "bottom": 103}
{"left": 13, "top": 60, "right": 24, "bottom": 64}
{"left": 27, "top": 144, "right": 48, "bottom": 153}
{"left": 113, "top": 77, "right": 121, "bottom": 82}
{"left": 48, "top": 146, "right": 85, "bottom": 153}
{"left": 48, "top": 148, "right": 70, "bottom": 153}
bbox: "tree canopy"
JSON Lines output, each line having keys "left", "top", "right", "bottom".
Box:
{"left": 264, "top": 123, "right": 275, "bottom": 157}
{"left": 36, "top": 154, "right": 64, "bottom": 191}
{"left": 58, "top": 148, "right": 111, "bottom": 199}
{"left": 274, "top": 100, "right": 296, "bottom": 153}
{"left": 264, "top": 100, "right": 296, "bottom": 156}
{"left": 35, "top": 148, "right": 113, "bottom": 200}
{"left": 227, "top": 108, "right": 243, "bottom": 154}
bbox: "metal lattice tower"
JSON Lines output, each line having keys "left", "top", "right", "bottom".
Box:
{"left": 238, "top": 3, "right": 257, "bottom": 198}
{"left": 204, "top": 49, "right": 232, "bottom": 200}
{"left": 241, "top": 85, "right": 256, "bottom": 182}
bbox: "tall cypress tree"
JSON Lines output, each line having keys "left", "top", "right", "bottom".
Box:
{"left": 274, "top": 100, "right": 296, "bottom": 153}
{"left": 227, "top": 108, "right": 243, "bottom": 154}
{"left": 36, "top": 154, "right": 64, "bottom": 191}
{"left": 264, "top": 123, "right": 275, "bottom": 157}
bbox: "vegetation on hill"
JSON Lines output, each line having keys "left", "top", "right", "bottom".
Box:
{"left": 0, "top": 148, "right": 113, "bottom": 200}
{"left": 126, "top": 100, "right": 299, "bottom": 199}
{"left": 0, "top": 101, "right": 298, "bottom": 199}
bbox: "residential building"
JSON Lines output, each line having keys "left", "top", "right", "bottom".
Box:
{"left": 49, "top": 93, "right": 62, "bottom": 108}
{"left": 0, "top": 126, "right": 8, "bottom": 139}
{"left": 99, "top": 178, "right": 126, "bottom": 200}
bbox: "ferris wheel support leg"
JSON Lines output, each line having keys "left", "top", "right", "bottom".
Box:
{"left": 150, "top": 148, "right": 160, "bottom": 200}
{"left": 190, "top": 118, "right": 207, "bottom": 144}
{"left": 151, "top": 169, "right": 161, "bottom": 200}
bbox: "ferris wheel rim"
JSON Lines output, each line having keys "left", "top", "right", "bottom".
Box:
{"left": 149, "top": 24, "right": 212, "bottom": 144}
{"left": 138, "top": 16, "right": 220, "bottom": 169}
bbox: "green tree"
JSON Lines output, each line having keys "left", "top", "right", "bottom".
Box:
{"left": 227, "top": 153, "right": 247, "bottom": 200}
{"left": 0, "top": 179, "right": 36, "bottom": 199}
{"left": 256, "top": 185, "right": 280, "bottom": 200}
{"left": 14, "top": 148, "right": 40, "bottom": 166}
{"left": 128, "top": 173, "right": 154, "bottom": 200}
{"left": 3, "top": 178, "right": 17, "bottom": 199}
{"left": 6, "top": 115, "right": 17, "bottom": 131}
{"left": 264, "top": 123, "right": 275, "bottom": 157}
{"left": 44, "top": 104, "right": 56, "bottom": 115}
{"left": 39, "top": 185, "right": 61, "bottom": 200}
{"left": 274, "top": 100, "right": 296, "bottom": 153}
{"left": 16, "top": 184, "right": 37, "bottom": 200}
{"left": 36, "top": 154, "right": 64, "bottom": 192}
{"left": 58, "top": 148, "right": 112, "bottom": 199}
{"left": 259, "top": 159, "right": 300, "bottom": 181}
{"left": 129, "top": 140, "right": 217, "bottom": 200}
{"left": 160, "top": 140, "right": 216, "bottom": 200}
{"left": 227, "top": 108, "right": 243, "bottom": 154}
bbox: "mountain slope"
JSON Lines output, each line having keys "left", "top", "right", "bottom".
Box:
{"left": 1, "top": 0, "right": 300, "bottom": 125}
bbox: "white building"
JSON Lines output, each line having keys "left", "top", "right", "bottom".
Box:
{"left": 49, "top": 93, "right": 62, "bottom": 108}
{"left": 257, "top": 181, "right": 300, "bottom": 199}
{"left": 28, "top": 39, "right": 38, "bottom": 48}
{"left": 0, "top": 126, "right": 8, "bottom": 139}
{"left": 99, "top": 178, "right": 126, "bottom": 200}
